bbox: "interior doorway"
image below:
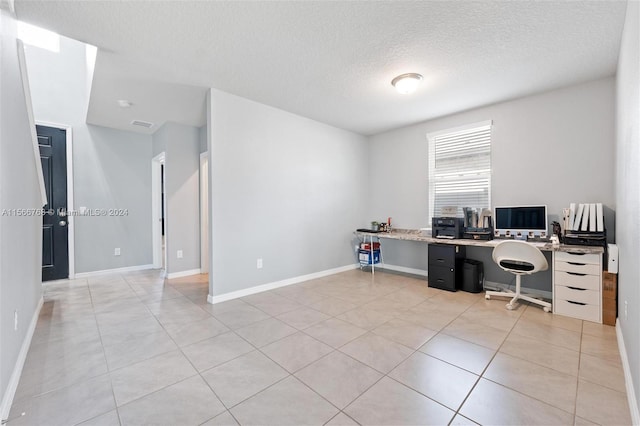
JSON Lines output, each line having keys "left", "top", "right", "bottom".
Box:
{"left": 200, "top": 152, "right": 209, "bottom": 273}
{"left": 152, "top": 152, "right": 167, "bottom": 271}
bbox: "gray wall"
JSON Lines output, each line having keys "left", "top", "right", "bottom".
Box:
{"left": 368, "top": 77, "right": 615, "bottom": 292}
{"left": 73, "top": 126, "right": 152, "bottom": 272}
{"left": 208, "top": 88, "right": 369, "bottom": 296}
{"left": 615, "top": 0, "right": 639, "bottom": 413}
{"left": 24, "top": 34, "right": 153, "bottom": 274}
{"left": 152, "top": 122, "right": 201, "bottom": 275}
{"left": 0, "top": 9, "right": 44, "bottom": 411}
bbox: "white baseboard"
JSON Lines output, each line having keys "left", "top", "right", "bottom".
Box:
{"left": 379, "top": 264, "right": 428, "bottom": 277}
{"left": 616, "top": 320, "right": 639, "bottom": 425}
{"left": 74, "top": 264, "right": 155, "bottom": 279}
{"left": 166, "top": 268, "right": 202, "bottom": 280}
{"left": 208, "top": 264, "right": 358, "bottom": 305}
{"left": 1, "top": 296, "right": 43, "bottom": 422}
{"left": 483, "top": 280, "right": 553, "bottom": 300}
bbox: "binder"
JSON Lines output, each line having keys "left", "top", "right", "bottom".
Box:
{"left": 564, "top": 201, "right": 607, "bottom": 248}
{"left": 574, "top": 204, "right": 585, "bottom": 231}
{"left": 568, "top": 203, "right": 576, "bottom": 231}
{"left": 596, "top": 203, "right": 604, "bottom": 232}
{"left": 580, "top": 204, "right": 590, "bottom": 231}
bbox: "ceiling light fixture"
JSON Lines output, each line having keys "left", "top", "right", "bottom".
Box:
{"left": 391, "top": 73, "right": 423, "bottom": 94}
{"left": 117, "top": 99, "right": 133, "bottom": 108}
{"left": 131, "top": 120, "right": 154, "bottom": 129}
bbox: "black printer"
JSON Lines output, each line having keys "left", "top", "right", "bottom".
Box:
{"left": 432, "top": 217, "right": 464, "bottom": 239}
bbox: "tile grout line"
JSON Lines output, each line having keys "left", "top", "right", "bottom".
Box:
{"left": 127, "top": 275, "right": 234, "bottom": 423}
{"left": 195, "top": 274, "right": 422, "bottom": 423}
{"left": 93, "top": 273, "right": 202, "bottom": 420}
{"left": 470, "top": 301, "right": 583, "bottom": 422}
{"left": 12, "top": 269, "right": 627, "bottom": 426}
{"left": 98, "top": 272, "right": 158, "bottom": 422}
{"left": 80, "top": 273, "right": 124, "bottom": 425}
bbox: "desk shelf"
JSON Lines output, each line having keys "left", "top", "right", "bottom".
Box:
{"left": 355, "top": 232, "right": 383, "bottom": 273}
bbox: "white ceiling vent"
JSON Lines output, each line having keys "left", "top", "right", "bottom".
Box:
{"left": 131, "top": 120, "right": 154, "bottom": 129}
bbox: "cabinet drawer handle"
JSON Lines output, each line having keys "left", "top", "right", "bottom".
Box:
{"left": 436, "top": 279, "right": 445, "bottom": 283}
{"left": 566, "top": 272, "right": 587, "bottom": 276}
{"left": 436, "top": 258, "right": 445, "bottom": 263}
{"left": 567, "top": 252, "right": 586, "bottom": 256}
{"left": 567, "top": 286, "right": 586, "bottom": 291}
{"left": 567, "top": 300, "right": 586, "bottom": 306}
{"left": 567, "top": 262, "right": 586, "bottom": 266}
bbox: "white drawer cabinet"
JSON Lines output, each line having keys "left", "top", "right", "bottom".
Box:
{"left": 555, "top": 251, "right": 600, "bottom": 265}
{"left": 553, "top": 251, "right": 602, "bottom": 323}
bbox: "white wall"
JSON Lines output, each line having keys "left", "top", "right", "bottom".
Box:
{"left": 152, "top": 122, "right": 201, "bottom": 275}
{"left": 369, "top": 77, "right": 615, "bottom": 290}
{"left": 199, "top": 125, "right": 207, "bottom": 154}
{"left": 24, "top": 35, "right": 154, "bottom": 274}
{"left": 615, "top": 0, "right": 640, "bottom": 416}
{"left": 0, "top": 9, "right": 44, "bottom": 414}
{"left": 208, "top": 88, "right": 369, "bottom": 296}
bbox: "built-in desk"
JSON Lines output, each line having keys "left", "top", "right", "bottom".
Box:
{"left": 355, "top": 228, "right": 606, "bottom": 323}
{"left": 356, "top": 228, "right": 604, "bottom": 254}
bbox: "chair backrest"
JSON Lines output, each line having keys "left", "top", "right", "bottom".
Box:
{"left": 492, "top": 240, "right": 549, "bottom": 275}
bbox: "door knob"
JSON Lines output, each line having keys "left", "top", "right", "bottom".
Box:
{"left": 59, "top": 220, "right": 67, "bottom": 226}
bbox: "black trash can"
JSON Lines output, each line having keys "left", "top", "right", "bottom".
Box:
{"left": 462, "top": 259, "right": 484, "bottom": 293}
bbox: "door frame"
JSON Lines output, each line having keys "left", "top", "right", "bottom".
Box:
{"left": 199, "top": 152, "right": 209, "bottom": 273}
{"left": 35, "top": 121, "right": 75, "bottom": 279}
{"left": 151, "top": 152, "right": 166, "bottom": 270}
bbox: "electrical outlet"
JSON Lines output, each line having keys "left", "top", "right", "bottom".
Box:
{"left": 257, "top": 258, "right": 263, "bottom": 269}
{"left": 114, "top": 247, "right": 121, "bottom": 256}
{"left": 177, "top": 250, "right": 183, "bottom": 259}
{"left": 14, "top": 310, "right": 18, "bottom": 331}
{"left": 624, "top": 300, "right": 628, "bottom": 320}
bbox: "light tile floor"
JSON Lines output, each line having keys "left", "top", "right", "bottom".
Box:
{"left": 7, "top": 269, "right": 632, "bottom": 425}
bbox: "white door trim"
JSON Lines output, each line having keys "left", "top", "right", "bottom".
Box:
{"left": 151, "top": 152, "right": 166, "bottom": 270}
{"left": 17, "top": 40, "right": 47, "bottom": 208}
{"left": 35, "top": 121, "right": 75, "bottom": 279}
{"left": 200, "top": 152, "right": 209, "bottom": 273}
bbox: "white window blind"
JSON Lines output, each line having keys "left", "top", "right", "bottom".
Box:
{"left": 428, "top": 121, "right": 492, "bottom": 219}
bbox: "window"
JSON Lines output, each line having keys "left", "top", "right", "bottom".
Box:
{"left": 427, "top": 121, "right": 492, "bottom": 220}
{"left": 17, "top": 21, "right": 60, "bottom": 53}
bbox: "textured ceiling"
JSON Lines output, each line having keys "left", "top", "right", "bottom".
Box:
{"left": 15, "top": 1, "right": 627, "bottom": 136}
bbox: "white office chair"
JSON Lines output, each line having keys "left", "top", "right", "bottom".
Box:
{"left": 485, "top": 240, "right": 552, "bottom": 312}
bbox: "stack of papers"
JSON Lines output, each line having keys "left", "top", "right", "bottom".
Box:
{"left": 566, "top": 202, "right": 604, "bottom": 232}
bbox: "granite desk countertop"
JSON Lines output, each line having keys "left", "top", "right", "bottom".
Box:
{"left": 355, "top": 228, "right": 604, "bottom": 254}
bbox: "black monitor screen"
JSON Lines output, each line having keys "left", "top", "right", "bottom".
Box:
{"left": 495, "top": 206, "right": 547, "bottom": 230}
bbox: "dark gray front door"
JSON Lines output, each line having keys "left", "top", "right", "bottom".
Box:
{"left": 38, "top": 125, "right": 68, "bottom": 281}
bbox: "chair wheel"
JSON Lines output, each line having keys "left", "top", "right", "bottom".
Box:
{"left": 485, "top": 295, "right": 491, "bottom": 300}
{"left": 506, "top": 303, "right": 514, "bottom": 310}
{"left": 543, "top": 306, "right": 551, "bottom": 313}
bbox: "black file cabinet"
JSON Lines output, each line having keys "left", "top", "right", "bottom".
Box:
{"left": 428, "top": 244, "right": 466, "bottom": 291}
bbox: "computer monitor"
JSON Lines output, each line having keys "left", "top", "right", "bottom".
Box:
{"left": 494, "top": 205, "right": 548, "bottom": 238}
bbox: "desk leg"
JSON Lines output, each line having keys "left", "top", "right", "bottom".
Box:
{"left": 370, "top": 235, "right": 375, "bottom": 275}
